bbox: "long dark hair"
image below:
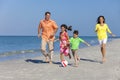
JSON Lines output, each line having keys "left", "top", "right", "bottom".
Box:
{"left": 97, "top": 15, "right": 105, "bottom": 24}
{"left": 60, "top": 24, "right": 72, "bottom": 32}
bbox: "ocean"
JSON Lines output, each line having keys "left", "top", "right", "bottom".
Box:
{"left": 0, "top": 36, "right": 119, "bottom": 62}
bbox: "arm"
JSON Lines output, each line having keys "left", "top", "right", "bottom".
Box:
{"left": 54, "top": 32, "right": 61, "bottom": 42}
{"left": 38, "top": 21, "right": 42, "bottom": 38}
{"left": 95, "top": 25, "right": 98, "bottom": 32}
{"left": 50, "top": 22, "right": 58, "bottom": 38}
{"left": 79, "top": 38, "right": 90, "bottom": 46}
{"left": 64, "top": 32, "right": 70, "bottom": 47}
{"left": 54, "top": 28, "right": 58, "bottom": 35}
{"left": 66, "top": 32, "right": 70, "bottom": 42}
{"left": 106, "top": 25, "right": 116, "bottom": 37}
{"left": 110, "top": 33, "right": 116, "bottom": 37}
{"left": 51, "top": 21, "right": 58, "bottom": 36}
{"left": 83, "top": 41, "right": 90, "bottom": 46}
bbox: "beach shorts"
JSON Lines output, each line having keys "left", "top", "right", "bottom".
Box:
{"left": 99, "top": 38, "right": 107, "bottom": 45}
{"left": 71, "top": 49, "right": 78, "bottom": 54}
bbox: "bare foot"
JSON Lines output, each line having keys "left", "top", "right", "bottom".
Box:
{"left": 45, "top": 57, "right": 49, "bottom": 63}
{"left": 102, "top": 58, "right": 106, "bottom": 63}
{"left": 73, "top": 63, "right": 78, "bottom": 67}
{"left": 49, "top": 61, "right": 53, "bottom": 64}
{"left": 48, "top": 53, "right": 53, "bottom": 60}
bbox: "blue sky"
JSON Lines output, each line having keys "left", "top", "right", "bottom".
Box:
{"left": 0, "top": 0, "right": 120, "bottom": 36}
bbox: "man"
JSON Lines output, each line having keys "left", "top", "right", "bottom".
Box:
{"left": 38, "top": 12, "right": 58, "bottom": 63}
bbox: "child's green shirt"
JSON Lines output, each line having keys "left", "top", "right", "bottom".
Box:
{"left": 69, "top": 37, "right": 84, "bottom": 50}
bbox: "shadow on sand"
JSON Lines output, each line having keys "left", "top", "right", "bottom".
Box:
{"left": 80, "top": 58, "right": 102, "bottom": 64}
{"left": 25, "top": 59, "right": 47, "bottom": 64}
{"left": 25, "top": 59, "right": 73, "bottom": 67}
{"left": 25, "top": 59, "right": 62, "bottom": 65}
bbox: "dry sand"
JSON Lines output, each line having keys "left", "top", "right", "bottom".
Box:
{"left": 0, "top": 39, "right": 120, "bottom": 80}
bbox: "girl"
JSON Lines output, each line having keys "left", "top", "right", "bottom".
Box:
{"left": 59, "top": 24, "right": 72, "bottom": 62}
{"left": 95, "top": 16, "right": 115, "bottom": 63}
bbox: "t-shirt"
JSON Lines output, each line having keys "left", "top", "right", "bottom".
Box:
{"left": 95, "top": 24, "right": 112, "bottom": 40}
{"left": 69, "top": 37, "right": 84, "bottom": 50}
{"left": 40, "top": 19, "right": 58, "bottom": 41}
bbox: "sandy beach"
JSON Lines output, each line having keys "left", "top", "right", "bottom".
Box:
{"left": 0, "top": 39, "right": 120, "bottom": 80}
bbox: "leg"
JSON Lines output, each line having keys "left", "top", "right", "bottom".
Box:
{"left": 48, "top": 41, "right": 54, "bottom": 63}
{"left": 41, "top": 39, "right": 49, "bottom": 62}
{"left": 101, "top": 43, "right": 106, "bottom": 62}
{"left": 60, "top": 53, "right": 64, "bottom": 61}
{"left": 68, "top": 53, "right": 71, "bottom": 59}
{"left": 72, "top": 50, "right": 78, "bottom": 67}
{"left": 99, "top": 38, "right": 107, "bottom": 63}
{"left": 68, "top": 47, "right": 71, "bottom": 59}
{"left": 75, "top": 50, "right": 80, "bottom": 61}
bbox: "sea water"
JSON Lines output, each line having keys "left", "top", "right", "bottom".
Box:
{"left": 0, "top": 36, "right": 118, "bottom": 62}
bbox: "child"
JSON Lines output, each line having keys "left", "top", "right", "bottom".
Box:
{"left": 95, "top": 16, "right": 115, "bottom": 63}
{"left": 69, "top": 30, "right": 90, "bottom": 67}
{"left": 59, "top": 24, "right": 72, "bottom": 62}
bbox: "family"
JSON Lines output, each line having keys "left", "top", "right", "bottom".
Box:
{"left": 38, "top": 11, "right": 115, "bottom": 67}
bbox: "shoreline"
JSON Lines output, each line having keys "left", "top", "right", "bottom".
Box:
{"left": 0, "top": 38, "right": 119, "bottom": 62}
{"left": 0, "top": 39, "right": 120, "bottom": 80}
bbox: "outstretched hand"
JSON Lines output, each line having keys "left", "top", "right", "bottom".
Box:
{"left": 38, "top": 34, "right": 41, "bottom": 38}
{"left": 84, "top": 42, "right": 91, "bottom": 47}
{"left": 111, "top": 34, "right": 116, "bottom": 37}
{"left": 49, "top": 33, "right": 55, "bottom": 39}
{"left": 54, "top": 38, "right": 59, "bottom": 42}
{"left": 87, "top": 44, "right": 91, "bottom": 47}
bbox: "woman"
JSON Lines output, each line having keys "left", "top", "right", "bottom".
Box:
{"left": 95, "top": 16, "right": 115, "bottom": 63}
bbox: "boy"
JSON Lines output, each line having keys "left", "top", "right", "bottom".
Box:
{"left": 69, "top": 30, "right": 90, "bottom": 67}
